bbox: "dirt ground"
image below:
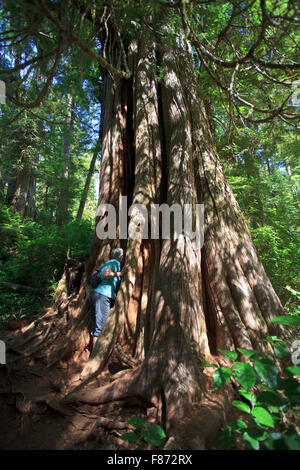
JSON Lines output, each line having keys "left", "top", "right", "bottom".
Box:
{"left": 0, "top": 315, "right": 154, "bottom": 451}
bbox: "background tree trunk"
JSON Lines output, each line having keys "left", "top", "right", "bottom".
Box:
{"left": 57, "top": 93, "right": 74, "bottom": 225}
{"left": 5, "top": 153, "right": 38, "bottom": 219}
{"left": 76, "top": 125, "right": 101, "bottom": 220}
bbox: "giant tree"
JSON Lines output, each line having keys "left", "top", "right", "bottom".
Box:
{"left": 1, "top": 0, "right": 299, "bottom": 449}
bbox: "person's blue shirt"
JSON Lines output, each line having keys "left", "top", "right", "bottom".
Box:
{"left": 93, "top": 259, "right": 121, "bottom": 299}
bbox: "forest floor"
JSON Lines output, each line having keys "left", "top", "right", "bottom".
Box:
{"left": 0, "top": 308, "right": 155, "bottom": 451}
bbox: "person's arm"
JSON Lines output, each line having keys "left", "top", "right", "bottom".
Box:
{"left": 102, "top": 265, "right": 131, "bottom": 279}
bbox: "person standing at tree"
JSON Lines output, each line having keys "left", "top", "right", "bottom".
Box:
{"left": 89, "top": 248, "right": 131, "bottom": 351}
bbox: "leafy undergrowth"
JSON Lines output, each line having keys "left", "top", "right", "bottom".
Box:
{"left": 209, "top": 319, "right": 300, "bottom": 450}
{"left": 120, "top": 416, "right": 167, "bottom": 450}
{"left": 0, "top": 205, "right": 93, "bottom": 328}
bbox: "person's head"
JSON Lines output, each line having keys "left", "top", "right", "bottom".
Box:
{"left": 110, "top": 248, "right": 124, "bottom": 263}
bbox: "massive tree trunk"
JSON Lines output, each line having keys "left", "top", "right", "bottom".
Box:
{"left": 4, "top": 29, "right": 290, "bottom": 450}
{"left": 51, "top": 31, "right": 288, "bottom": 447}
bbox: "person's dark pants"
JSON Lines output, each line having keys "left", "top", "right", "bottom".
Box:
{"left": 90, "top": 291, "right": 113, "bottom": 337}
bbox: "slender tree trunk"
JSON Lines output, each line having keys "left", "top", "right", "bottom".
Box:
{"left": 57, "top": 93, "right": 74, "bottom": 225}
{"left": 0, "top": 169, "right": 6, "bottom": 198}
{"left": 243, "top": 152, "right": 264, "bottom": 226}
{"left": 76, "top": 125, "right": 101, "bottom": 220}
{"left": 44, "top": 183, "right": 49, "bottom": 211}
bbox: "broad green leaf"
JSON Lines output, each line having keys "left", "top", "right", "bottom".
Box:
{"left": 273, "top": 343, "right": 290, "bottom": 359}
{"left": 120, "top": 432, "right": 138, "bottom": 443}
{"left": 265, "top": 336, "right": 279, "bottom": 342}
{"left": 279, "top": 377, "right": 300, "bottom": 402}
{"left": 235, "top": 419, "right": 248, "bottom": 430}
{"left": 238, "top": 388, "right": 257, "bottom": 407}
{"left": 142, "top": 431, "right": 162, "bottom": 446}
{"left": 141, "top": 424, "right": 166, "bottom": 447}
{"left": 218, "top": 349, "right": 238, "bottom": 361}
{"left": 254, "top": 358, "right": 279, "bottom": 388}
{"left": 238, "top": 388, "right": 252, "bottom": 402}
{"left": 128, "top": 416, "right": 146, "bottom": 429}
{"left": 234, "top": 362, "right": 257, "bottom": 391}
{"left": 285, "top": 366, "right": 300, "bottom": 376}
{"left": 236, "top": 348, "right": 258, "bottom": 358}
{"left": 262, "top": 433, "right": 288, "bottom": 450}
{"left": 251, "top": 407, "right": 274, "bottom": 428}
{"left": 271, "top": 316, "right": 300, "bottom": 327}
{"left": 265, "top": 336, "right": 286, "bottom": 346}
{"left": 147, "top": 423, "right": 166, "bottom": 439}
{"left": 232, "top": 400, "right": 251, "bottom": 414}
{"left": 243, "top": 431, "right": 260, "bottom": 450}
{"left": 269, "top": 432, "right": 283, "bottom": 440}
{"left": 213, "top": 367, "right": 232, "bottom": 390}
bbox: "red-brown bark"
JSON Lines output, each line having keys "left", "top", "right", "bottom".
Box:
{"left": 2, "top": 28, "right": 291, "bottom": 451}
{"left": 56, "top": 32, "right": 290, "bottom": 448}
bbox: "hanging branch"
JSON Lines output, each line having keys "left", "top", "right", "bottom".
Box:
{"left": 40, "top": 1, "right": 131, "bottom": 80}
{"left": 0, "top": 49, "right": 58, "bottom": 76}
{"left": 6, "top": 47, "right": 61, "bottom": 109}
{"left": 215, "top": 0, "right": 257, "bottom": 49}
{"left": 178, "top": 0, "right": 299, "bottom": 125}
{"left": 179, "top": 0, "right": 300, "bottom": 71}
{"left": 253, "top": 65, "right": 297, "bottom": 87}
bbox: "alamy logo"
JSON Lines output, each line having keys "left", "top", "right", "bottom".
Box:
{"left": 96, "top": 196, "right": 204, "bottom": 250}
{"left": 291, "top": 340, "right": 300, "bottom": 366}
{"left": 0, "top": 340, "right": 6, "bottom": 365}
{"left": 291, "top": 81, "right": 300, "bottom": 107}
{"left": 0, "top": 80, "right": 5, "bottom": 105}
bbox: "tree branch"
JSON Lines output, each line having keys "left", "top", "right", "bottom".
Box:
{"left": 215, "top": 0, "right": 257, "bottom": 49}
{"left": 253, "top": 65, "right": 297, "bottom": 87}
{"left": 40, "top": 0, "right": 131, "bottom": 80}
{"left": 6, "top": 47, "right": 61, "bottom": 109}
{"left": 3, "top": 282, "right": 44, "bottom": 295}
{"left": 0, "top": 49, "right": 57, "bottom": 76}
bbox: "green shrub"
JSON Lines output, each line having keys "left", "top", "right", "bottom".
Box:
{"left": 0, "top": 205, "right": 93, "bottom": 326}
{"left": 120, "top": 416, "right": 166, "bottom": 449}
{"left": 212, "top": 328, "right": 300, "bottom": 450}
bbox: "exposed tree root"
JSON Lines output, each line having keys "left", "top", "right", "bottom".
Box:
{"left": 62, "top": 371, "right": 233, "bottom": 449}
{"left": 8, "top": 322, "right": 54, "bottom": 359}
{"left": 62, "top": 332, "right": 234, "bottom": 450}
{"left": 3, "top": 282, "right": 44, "bottom": 294}
{"left": 114, "top": 343, "right": 139, "bottom": 369}
{"left": 69, "top": 405, "right": 135, "bottom": 431}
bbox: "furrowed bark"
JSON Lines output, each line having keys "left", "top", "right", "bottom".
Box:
{"left": 63, "top": 32, "right": 291, "bottom": 448}
{"left": 5, "top": 19, "right": 293, "bottom": 452}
